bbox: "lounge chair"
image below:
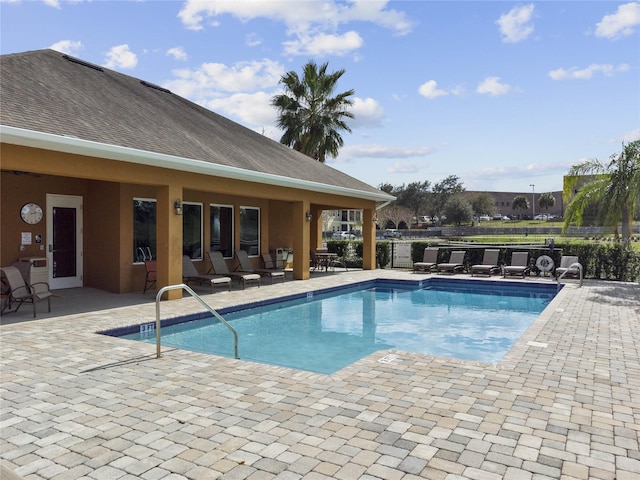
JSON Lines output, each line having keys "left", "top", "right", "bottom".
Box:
{"left": 503, "top": 252, "right": 530, "bottom": 278}
{"left": 182, "top": 255, "right": 231, "bottom": 292}
{"left": 555, "top": 255, "right": 581, "bottom": 279}
{"left": 143, "top": 260, "right": 156, "bottom": 293}
{"left": 1, "top": 265, "right": 53, "bottom": 318}
{"left": 235, "top": 250, "right": 285, "bottom": 284}
{"left": 470, "top": 249, "right": 501, "bottom": 276}
{"left": 207, "top": 250, "right": 261, "bottom": 289}
{"left": 437, "top": 251, "right": 466, "bottom": 274}
{"left": 413, "top": 247, "right": 439, "bottom": 273}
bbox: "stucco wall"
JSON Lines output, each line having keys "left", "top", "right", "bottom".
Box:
{"left": 1, "top": 143, "right": 379, "bottom": 292}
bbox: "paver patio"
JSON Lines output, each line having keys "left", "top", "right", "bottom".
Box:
{"left": 1, "top": 270, "right": 639, "bottom": 479}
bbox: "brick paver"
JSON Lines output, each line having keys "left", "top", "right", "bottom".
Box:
{"left": 1, "top": 271, "right": 639, "bottom": 479}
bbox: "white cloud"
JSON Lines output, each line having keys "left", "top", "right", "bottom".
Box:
{"left": 245, "top": 33, "right": 262, "bottom": 47}
{"left": 49, "top": 40, "right": 83, "bottom": 56}
{"left": 164, "top": 59, "right": 285, "bottom": 99}
{"left": 283, "top": 31, "right": 363, "bottom": 56}
{"left": 177, "top": 0, "right": 412, "bottom": 58}
{"left": 167, "top": 47, "right": 188, "bottom": 61}
{"left": 620, "top": 128, "right": 640, "bottom": 143}
{"left": 387, "top": 161, "right": 424, "bottom": 174}
{"left": 42, "top": 0, "right": 61, "bottom": 7}
{"left": 203, "top": 91, "right": 277, "bottom": 129}
{"left": 595, "top": 2, "right": 640, "bottom": 39}
{"left": 476, "top": 77, "right": 511, "bottom": 95}
{"left": 178, "top": 0, "right": 413, "bottom": 35}
{"left": 496, "top": 4, "right": 535, "bottom": 43}
{"left": 335, "top": 144, "right": 435, "bottom": 164}
{"left": 467, "top": 160, "right": 575, "bottom": 183}
{"left": 104, "top": 44, "right": 137, "bottom": 70}
{"left": 418, "top": 80, "right": 448, "bottom": 99}
{"left": 348, "top": 97, "right": 384, "bottom": 128}
{"left": 548, "top": 63, "right": 630, "bottom": 80}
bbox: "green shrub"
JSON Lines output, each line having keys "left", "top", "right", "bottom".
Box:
{"left": 376, "top": 241, "right": 390, "bottom": 268}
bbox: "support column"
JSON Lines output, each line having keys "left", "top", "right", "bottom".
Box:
{"left": 156, "top": 185, "right": 183, "bottom": 300}
{"left": 292, "top": 201, "right": 310, "bottom": 280}
{"left": 311, "top": 206, "right": 322, "bottom": 249}
{"left": 362, "top": 207, "right": 376, "bottom": 270}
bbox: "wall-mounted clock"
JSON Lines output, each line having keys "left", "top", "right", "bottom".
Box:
{"left": 20, "top": 202, "right": 43, "bottom": 225}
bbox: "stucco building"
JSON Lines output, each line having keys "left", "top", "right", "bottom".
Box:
{"left": 1, "top": 50, "right": 393, "bottom": 298}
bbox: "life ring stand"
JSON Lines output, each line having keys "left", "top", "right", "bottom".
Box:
{"left": 536, "top": 255, "right": 554, "bottom": 272}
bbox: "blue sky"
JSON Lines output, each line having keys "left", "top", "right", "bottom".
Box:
{"left": 1, "top": 1, "right": 639, "bottom": 194}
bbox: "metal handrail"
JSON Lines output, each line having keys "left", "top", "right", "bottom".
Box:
{"left": 557, "top": 262, "right": 583, "bottom": 287}
{"left": 155, "top": 284, "right": 239, "bottom": 359}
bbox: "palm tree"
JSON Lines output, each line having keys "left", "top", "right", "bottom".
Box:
{"left": 512, "top": 195, "right": 529, "bottom": 219}
{"left": 563, "top": 140, "right": 640, "bottom": 243}
{"left": 538, "top": 192, "right": 556, "bottom": 214}
{"left": 271, "top": 60, "right": 355, "bottom": 163}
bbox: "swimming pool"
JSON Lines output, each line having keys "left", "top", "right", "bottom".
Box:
{"left": 107, "top": 279, "right": 558, "bottom": 374}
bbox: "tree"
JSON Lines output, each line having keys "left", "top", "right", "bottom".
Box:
{"left": 429, "top": 175, "right": 465, "bottom": 223}
{"left": 444, "top": 196, "right": 473, "bottom": 226}
{"left": 563, "top": 140, "right": 640, "bottom": 243}
{"left": 469, "top": 192, "right": 496, "bottom": 217}
{"left": 377, "top": 183, "right": 395, "bottom": 194}
{"left": 538, "top": 192, "right": 556, "bottom": 213}
{"left": 271, "top": 60, "right": 355, "bottom": 163}
{"left": 512, "top": 195, "right": 529, "bottom": 218}
{"left": 377, "top": 204, "right": 412, "bottom": 230}
{"left": 395, "top": 181, "right": 431, "bottom": 227}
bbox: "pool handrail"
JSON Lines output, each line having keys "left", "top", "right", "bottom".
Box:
{"left": 155, "top": 284, "right": 239, "bottom": 359}
{"left": 556, "top": 262, "right": 583, "bottom": 287}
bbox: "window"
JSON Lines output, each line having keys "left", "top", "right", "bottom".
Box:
{"left": 133, "top": 198, "right": 156, "bottom": 263}
{"left": 183, "top": 202, "right": 203, "bottom": 260}
{"left": 210, "top": 204, "right": 234, "bottom": 258}
{"left": 239, "top": 206, "right": 259, "bottom": 256}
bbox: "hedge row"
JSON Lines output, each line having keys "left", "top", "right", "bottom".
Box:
{"left": 326, "top": 240, "right": 640, "bottom": 282}
{"left": 410, "top": 241, "right": 640, "bottom": 282}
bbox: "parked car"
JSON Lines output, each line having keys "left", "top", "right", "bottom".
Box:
{"left": 478, "top": 215, "right": 491, "bottom": 222}
{"left": 332, "top": 231, "right": 356, "bottom": 239}
{"left": 383, "top": 229, "right": 402, "bottom": 239}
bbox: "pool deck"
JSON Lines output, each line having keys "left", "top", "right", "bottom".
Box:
{"left": 1, "top": 270, "right": 639, "bottom": 479}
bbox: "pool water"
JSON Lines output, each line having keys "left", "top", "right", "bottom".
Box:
{"left": 117, "top": 280, "right": 557, "bottom": 374}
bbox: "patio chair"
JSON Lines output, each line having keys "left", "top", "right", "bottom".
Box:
{"left": 503, "top": 252, "right": 530, "bottom": 278}
{"left": 1, "top": 265, "right": 53, "bottom": 318}
{"left": 235, "top": 250, "right": 285, "bottom": 284}
{"left": 261, "top": 253, "right": 285, "bottom": 271}
{"left": 182, "top": 255, "right": 232, "bottom": 292}
{"left": 310, "top": 251, "right": 323, "bottom": 272}
{"left": 470, "top": 249, "right": 501, "bottom": 276}
{"left": 437, "top": 251, "right": 466, "bottom": 274}
{"left": 207, "top": 251, "right": 261, "bottom": 289}
{"left": 555, "top": 255, "right": 581, "bottom": 279}
{"left": 413, "top": 247, "right": 439, "bottom": 273}
{"left": 143, "top": 260, "right": 157, "bottom": 293}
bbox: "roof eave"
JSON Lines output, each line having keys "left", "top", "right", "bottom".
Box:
{"left": 1, "top": 125, "right": 395, "bottom": 203}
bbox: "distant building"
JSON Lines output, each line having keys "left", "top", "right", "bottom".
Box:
{"left": 324, "top": 209, "right": 363, "bottom": 234}
{"left": 468, "top": 190, "right": 564, "bottom": 219}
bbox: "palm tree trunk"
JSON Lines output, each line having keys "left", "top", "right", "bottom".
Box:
{"left": 621, "top": 204, "right": 632, "bottom": 245}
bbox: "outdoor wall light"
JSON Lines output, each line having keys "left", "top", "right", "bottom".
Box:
{"left": 373, "top": 215, "right": 379, "bottom": 224}
{"left": 305, "top": 211, "right": 312, "bottom": 222}
{"left": 174, "top": 199, "right": 183, "bottom": 215}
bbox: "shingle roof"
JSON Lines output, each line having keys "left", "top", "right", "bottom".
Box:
{"left": 1, "top": 49, "right": 390, "bottom": 200}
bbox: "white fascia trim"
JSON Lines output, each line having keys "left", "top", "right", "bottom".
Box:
{"left": 1, "top": 125, "right": 395, "bottom": 203}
